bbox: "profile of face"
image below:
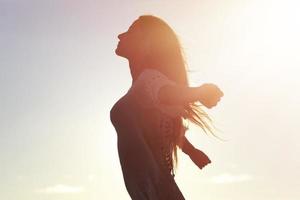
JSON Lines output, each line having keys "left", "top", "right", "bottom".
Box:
{"left": 115, "top": 20, "right": 145, "bottom": 60}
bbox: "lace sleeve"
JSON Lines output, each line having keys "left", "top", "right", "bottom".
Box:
{"left": 137, "top": 69, "right": 176, "bottom": 105}
{"left": 130, "top": 69, "right": 186, "bottom": 118}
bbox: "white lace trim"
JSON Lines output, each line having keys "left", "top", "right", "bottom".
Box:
{"left": 135, "top": 69, "right": 176, "bottom": 103}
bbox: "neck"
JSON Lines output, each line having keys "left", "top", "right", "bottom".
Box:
{"left": 128, "top": 59, "right": 146, "bottom": 84}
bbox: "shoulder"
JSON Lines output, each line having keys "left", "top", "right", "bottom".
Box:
{"left": 131, "top": 68, "right": 176, "bottom": 103}
{"left": 137, "top": 68, "right": 175, "bottom": 85}
{"left": 138, "top": 68, "right": 165, "bottom": 80}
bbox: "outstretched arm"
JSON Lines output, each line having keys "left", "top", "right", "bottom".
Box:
{"left": 181, "top": 136, "right": 211, "bottom": 170}
{"left": 158, "top": 83, "right": 223, "bottom": 108}
{"left": 158, "top": 85, "right": 202, "bottom": 105}
{"left": 181, "top": 135, "right": 196, "bottom": 155}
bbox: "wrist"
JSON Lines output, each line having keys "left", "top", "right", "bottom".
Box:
{"left": 182, "top": 139, "right": 196, "bottom": 154}
{"left": 196, "top": 86, "right": 205, "bottom": 104}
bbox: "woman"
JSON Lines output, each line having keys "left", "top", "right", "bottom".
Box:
{"left": 110, "top": 15, "right": 223, "bottom": 200}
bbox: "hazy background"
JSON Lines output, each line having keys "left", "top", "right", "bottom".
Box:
{"left": 1, "top": 0, "right": 299, "bottom": 200}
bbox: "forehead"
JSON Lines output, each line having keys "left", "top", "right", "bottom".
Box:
{"left": 128, "top": 20, "right": 140, "bottom": 30}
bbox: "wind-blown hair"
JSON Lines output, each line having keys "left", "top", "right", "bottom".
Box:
{"left": 137, "top": 15, "right": 215, "bottom": 173}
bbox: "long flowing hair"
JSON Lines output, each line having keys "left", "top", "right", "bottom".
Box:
{"left": 137, "top": 15, "right": 216, "bottom": 173}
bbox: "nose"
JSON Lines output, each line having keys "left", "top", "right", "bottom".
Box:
{"left": 118, "top": 32, "right": 126, "bottom": 40}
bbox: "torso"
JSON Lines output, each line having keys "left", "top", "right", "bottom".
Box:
{"left": 110, "top": 69, "right": 181, "bottom": 175}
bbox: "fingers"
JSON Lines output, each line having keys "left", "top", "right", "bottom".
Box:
{"left": 205, "top": 99, "right": 220, "bottom": 109}
{"left": 198, "top": 161, "right": 211, "bottom": 169}
{"left": 210, "top": 84, "right": 224, "bottom": 98}
{"left": 215, "top": 85, "right": 224, "bottom": 97}
{"left": 199, "top": 83, "right": 224, "bottom": 109}
{"left": 209, "top": 88, "right": 224, "bottom": 108}
{"left": 193, "top": 152, "right": 212, "bottom": 169}
{"left": 213, "top": 86, "right": 224, "bottom": 99}
{"left": 220, "top": 89, "right": 224, "bottom": 97}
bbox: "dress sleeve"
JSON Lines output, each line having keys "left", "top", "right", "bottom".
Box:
{"left": 138, "top": 69, "right": 176, "bottom": 105}
{"left": 131, "top": 69, "right": 187, "bottom": 118}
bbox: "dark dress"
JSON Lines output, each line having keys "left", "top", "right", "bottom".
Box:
{"left": 110, "top": 69, "right": 186, "bottom": 200}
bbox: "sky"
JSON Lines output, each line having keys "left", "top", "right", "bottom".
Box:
{"left": 0, "top": 0, "right": 299, "bottom": 200}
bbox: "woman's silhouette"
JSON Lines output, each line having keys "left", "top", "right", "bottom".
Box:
{"left": 110, "top": 15, "right": 223, "bottom": 200}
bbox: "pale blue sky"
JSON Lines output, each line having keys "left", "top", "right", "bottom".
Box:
{"left": 1, "top": 0, "right": 299, "bottom": 200}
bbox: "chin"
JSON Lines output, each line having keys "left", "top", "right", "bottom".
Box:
{"left": 115, "top": 48, "right": 122, "bottom": 56}
{"left": 115, "top": 48, "right": 128, "bottom": 59}
{"left": 115, "top": 48, "right": 119, "bottom": 55}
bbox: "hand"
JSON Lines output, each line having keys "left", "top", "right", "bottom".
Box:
{"left": 198, "top": 83, "right": 224, "bottom": 109}
{"left": 189, "top": 148, "right": 211, "bottom": 170}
